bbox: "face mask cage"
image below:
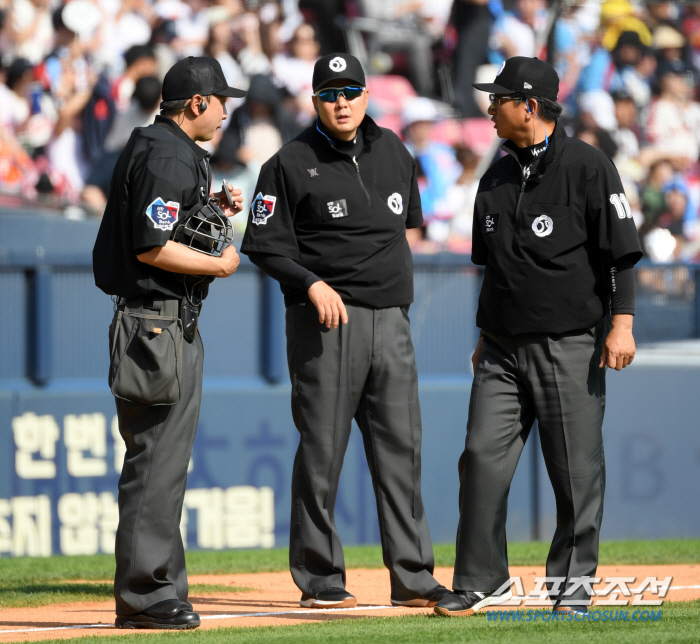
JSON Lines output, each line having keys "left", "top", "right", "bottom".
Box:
{"left": 172, "top": 200, "right": 233, "bottom": 256}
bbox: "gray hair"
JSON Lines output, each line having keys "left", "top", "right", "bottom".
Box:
{"left": 513, "top": 95, "right": 563, "bottom": 123}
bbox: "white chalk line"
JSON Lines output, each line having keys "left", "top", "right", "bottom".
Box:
{"left": 0, "top": 605, "right": 397, "bottom": 634}
{"left": 0, "top": 624, "right": 113, "bottom": 635}
{"left": 5, "top": 590, "right": 700, "bottom": 636}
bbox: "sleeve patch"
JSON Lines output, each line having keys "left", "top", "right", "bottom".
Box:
{"left": 251, "top": 192, "right": 277, "bottom": 225}
{"left": 146, "top": 197, "right": 180, "bottom": 231}
{"left": 609, "top": 193, "right": 633, "bottom": 220}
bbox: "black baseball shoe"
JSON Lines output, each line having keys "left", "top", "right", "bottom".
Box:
{"left": 391, "top": 584, "right": 452, "bottom": 607}
{"left": 115, "top": 599, "right": 201, "bottom": 629}
{"left": 300, "top": 587, "right": 357, "bottom": 609}
{"left": 434, "top": 589, "right": 513, "bottom": 616}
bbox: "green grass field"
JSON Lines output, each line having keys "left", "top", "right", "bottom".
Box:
{"left": 1, "top": 539, "right": 698, "bottom": 609}
{"left": 28, "top": 601, "right": 700, "bottom": 644}
{"left": 2, "top": 540, "right": 699, "bottom": 643}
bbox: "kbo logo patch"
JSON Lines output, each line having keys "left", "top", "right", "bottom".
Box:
{"left": 146, "top": 197, "right": 179, "bottom": 231}
{"left": 532, "top": 214, "right": 553, "bottom": 237}
{"left": 329, "top": 57, "right": 346, "bottom": 72}
{"left": 251, "top": 192, "right": 277, "bottom": 225}
{"left": 387, "top": 192, "right": 403, "bottom": 215}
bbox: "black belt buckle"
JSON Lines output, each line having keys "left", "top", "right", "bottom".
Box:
{"left": 180, "top": 299, "right": 201, "bottom": 343}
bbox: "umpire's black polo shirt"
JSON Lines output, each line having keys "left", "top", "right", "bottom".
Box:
{"left": 93, "top": 116, "right": 212, "bottom": 300}
{"left": 240, "top": 115, "right": 423, "bottom": 308}
{"left": 472, "top": 123, "right": 643, "bottom": 336}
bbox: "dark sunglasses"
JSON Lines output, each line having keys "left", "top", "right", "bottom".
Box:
{"left": 315, "top": 86, "right": 365, "bottom": 103}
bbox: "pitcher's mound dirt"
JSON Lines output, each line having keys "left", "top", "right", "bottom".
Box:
{"left": 1, "top": 565, "right": 698, "bottom": 642}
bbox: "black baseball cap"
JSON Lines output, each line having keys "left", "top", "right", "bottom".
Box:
{"left": 473, "top": 56, "right": 559, "bottom": 101}
{"left": 312, "top": 53, "right": 365, "bottom": 92}
{"left": 162, "top": 56, "right": 247, "bottom": 103}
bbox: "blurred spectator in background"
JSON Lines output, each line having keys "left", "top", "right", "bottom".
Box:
{"left": 645, "top": 177, "right": 699, "bottom": 262}
{"left": 163, "top": 0, "right": 211, "bottom": 58}
{"left": 6, "top": 58, "right": 58, "bottom": 155}
{"left": 216, "top": 73, "right": 297, "bottom": 172}
{"left": 488, "top": 0, "right": 546, "bottom": 65}
{"left": 273, "top": 22, "right": 319, "bottom": 98}
{"left": 658, "top": 179, "right": 691, "bottom": 237}
{"left": 401, "top": 97, "right": 459, "bottom": 231}
{"left": 579, "top": 30, "right": 653, "bottom": 110}
{"left": 552, "top": 0, "right": 590, "bottom": 102}
{"left": 4, "top": 0, "right": 54, "bottom": 64}
{"left": 431, "top": 144, "right": 479, "bottom": 251}
{"left": 653, "top": 24, "right": 686, "bottom": 67}
{"left": 106, "top": 75, "right": 161, "bottom": 153}
{"left": 0, "top": 60, "right": 37, "bottom": 194}
{"left": 645, "top": 59, "right": 700, "bottom": 170}
{"left": 682, "top": 4, "right": 700, "bottom": 73}
{"left": 149, "top": 18, "right": 179, "bottom": 79}
{"left": 640, "top": 158, "right": 674, "bottom": 232}
{"left": 598, "top": 0, "right": 651, "bottom": 52}
{"left": 298, "top": 0, "right": 346, "bottom": 55}
{"left": 95, "top": 0, "right": 154, "bottom": 73}
{"left": 646, "top": 0, "right": 683, "bottom": 32}
{"left": 237, "top": 8, "right": 281, "bottom": 76}
{"left": 44, "top": 4, "right": 82, "bottom": 94}
{"left": 5, "top": 58, "right": 39, "bottom": 140}
{"left": 46, "top": 59, "right": 98, "bottom": 201}
{"left": 611, "top": 88, "right": 639, "bottom": 160}
{"left": 81, "top": 75, "right": 162, "bottom": 216}
{"left": 213, "top": 72, "right": 299, "bottom": 221}
{"left": 451, "top": 0, "right": 493, "bottom": 117}
{"left": 205, "top": 6, "right": 246, "bottom": 91}
{"left": 111, "top": 46, "right": 158, "bottom": 113}
{"left": 576, "top": 90, "right": 619, "bottom": 160}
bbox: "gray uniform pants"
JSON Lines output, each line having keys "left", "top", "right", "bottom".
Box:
{"left": 112, "top": 298, "right": 203, "bottom": 616}
{"left": 286, "top": 303, "right": 438, "bottom": 600}
{"left": 454, "top": 321, "right": 607, "bottom": 603}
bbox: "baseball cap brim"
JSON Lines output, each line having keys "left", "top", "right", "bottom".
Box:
{"left": 315, "top": 75, "right": 366, "bottom": 91}
{"left": 216, "top": 86, "right": 247, "bottom": 98}
{"left": 472, "top": 82, "right": 517, "bottom": 94}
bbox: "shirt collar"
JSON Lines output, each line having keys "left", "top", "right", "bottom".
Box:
{"left": 314, "top": 114, "right": 383, "bottom": 151}
{"left": 154, "top": 115, "right": 210, "bottom": 161}
{"left": 502, "top": 121, "right": 563, "bottom": 179}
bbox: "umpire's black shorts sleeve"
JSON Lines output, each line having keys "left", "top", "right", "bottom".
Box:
{"left": 588, "top": 155, "right": 643, "bottom": 266}
{"left": 240, "top": 155, "right": 300, "bottom": 260}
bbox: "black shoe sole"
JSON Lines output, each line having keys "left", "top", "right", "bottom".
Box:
{"left": 391, "top": 598, "right": 439, "bottom": 607}
{"left": 115, "top": 618, "right": 201, "bottom": 630}
{"left": 299, "top": 597, "right": 357, "bottom": 609}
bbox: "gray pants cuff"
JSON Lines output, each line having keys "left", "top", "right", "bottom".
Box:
{"left": 453, "top": 574, "right": 511, "bottom": 593}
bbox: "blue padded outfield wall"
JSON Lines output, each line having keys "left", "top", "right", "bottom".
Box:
{"left": 1, "top": 209, "right": 699, "bottom": 558}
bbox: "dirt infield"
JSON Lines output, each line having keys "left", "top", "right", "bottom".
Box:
{"left": 1, "top": 565, "right": 698, "bottom": 642}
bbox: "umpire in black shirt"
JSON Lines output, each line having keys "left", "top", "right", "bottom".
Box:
{"left": 240, "top": 54, "right": 449, "bottom": 609}
{"left": 435, "top": 58, "right": 643, "bottom": 617}
{"left": 93, "top": 56, "right": 245, "bottom": 629}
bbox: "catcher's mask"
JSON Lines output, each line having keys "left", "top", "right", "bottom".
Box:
{"left": 172, "top": 199, "right": 233, "bottom": 256}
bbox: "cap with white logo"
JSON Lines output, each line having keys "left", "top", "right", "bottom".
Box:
{"left": 312, "top": 53, "right": 366, "bottom": 92}
{"left": 473, "top": 56, "right": 559, "bottom": 101}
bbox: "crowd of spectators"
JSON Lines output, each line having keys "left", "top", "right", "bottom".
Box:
{"left": 0, "top": 0, "right": 699, "bottom": 263}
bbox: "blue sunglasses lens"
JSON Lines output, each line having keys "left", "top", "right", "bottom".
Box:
{"left": 317, "top": 86, "right": 364, "bottom": 102}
